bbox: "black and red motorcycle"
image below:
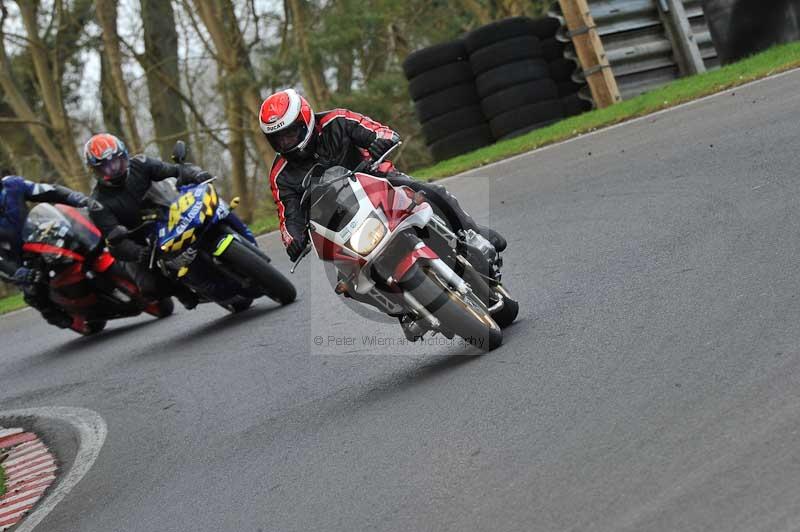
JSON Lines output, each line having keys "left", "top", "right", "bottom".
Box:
{"left": 21, "top": 203, "right": 173, "bottom": 335}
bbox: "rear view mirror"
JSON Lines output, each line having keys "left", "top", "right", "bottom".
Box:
{"left": 172, "top": 140, "right": 187, "bottom": 164}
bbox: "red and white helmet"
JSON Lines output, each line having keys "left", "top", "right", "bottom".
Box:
{"left": 259, "top": 89, "right": 316, "bottom": 155}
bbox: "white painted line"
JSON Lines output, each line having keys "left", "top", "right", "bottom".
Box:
{"left": 4, "top": 449, "right": 48, "bottom": 468}
{"left": 6, "top": 467, "right": 58, "bottom": 487}
{"left": 0, "top": 488, "right": 47, "bottom": 507}
{"left": 6, "top": 458, "right": 55, "bottom": 476}
{"left": 0, "top": 429, "right": 22, "bottom": 440}
{"left": 0, "top": 407, "right": 107, "bottom": 532}
{"left": 0, "top": 497, "right": 39, "bottom": 515}
{"left": 1, "top": 476, "right": 55, "bottom": 495}
{"left": 7, "top": 441, "right": 44, "bottom": 454}
{"left": 0, "top": 509, "right": 30, "bottom": 529}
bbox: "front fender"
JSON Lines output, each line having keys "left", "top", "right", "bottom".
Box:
{"left": 394, "top": 242, "right": 439, "bottom": 282}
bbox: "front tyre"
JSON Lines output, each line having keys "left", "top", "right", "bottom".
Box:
{"left": 401, "top": 267, "right": 502, "bottom": 352}
{"left": 221, "top": 239, "right": 297, "bottom": 305}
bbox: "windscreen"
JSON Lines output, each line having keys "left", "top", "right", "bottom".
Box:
{"left": 23, "top": 204, "right": 101, "bottom": 251}
{"left": 309, "top": 181, "right": 360, "bottom": 232}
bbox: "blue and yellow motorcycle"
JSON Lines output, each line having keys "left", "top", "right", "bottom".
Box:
{"left": 143, "top": 141, "right": 296, "bottom": 312}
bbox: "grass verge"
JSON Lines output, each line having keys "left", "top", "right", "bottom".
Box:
{"left": 0, "top": 461, "right": 6, "bottom": 497}
{"left": 416, "top": 42, "right": 800, "bottom": 180}
{"left": 3, "top": 43, "right": 799, "bottom": 317}
{"left": 0, "top": 293, "right": 25, "bottom": 316}
{"left": 245, "top": 42, "right": 800, "bottom": 235}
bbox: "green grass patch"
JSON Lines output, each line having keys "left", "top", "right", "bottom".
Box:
{"left": 0, "top": 461, "right": 6, "bottom": 497}
{"left": 416, "top": 42, "right": 800, "bottom": 180}
{"left": 246, "top": 43, "right": 800, "bottom": 237}
{"left": 0, "top": 293, "right": 25, "bottom": 315}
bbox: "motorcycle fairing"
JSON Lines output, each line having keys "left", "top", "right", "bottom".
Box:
{"left": 157, "top": 183, "right": 229, "bottom": 253}
{"left": 308, "top": 172, "right": 438, "bottom": 295}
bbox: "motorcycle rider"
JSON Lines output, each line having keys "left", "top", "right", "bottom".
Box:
{"left": 84, "top": 133, "right": 255, "bottom": 309}
{"left": 0, "top": 174, "right": 99, "bottom": 329}
{"left": 259, "top": 89, "right": 507, "bottom": 265}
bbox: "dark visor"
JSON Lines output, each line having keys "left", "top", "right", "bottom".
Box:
{"left": 91, "top": 155, "right": 129, "bottom": 182}
{"left": 266, "top": 120, "right": 308, "bottom": 153}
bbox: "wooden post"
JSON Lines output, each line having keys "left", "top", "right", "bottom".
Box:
{"left": 557, "top": 0, "right": 621, "bottom": 108}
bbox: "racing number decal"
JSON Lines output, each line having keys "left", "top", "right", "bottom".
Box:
{"left": 168, "top": 192, "right": 196, "bottom": 230}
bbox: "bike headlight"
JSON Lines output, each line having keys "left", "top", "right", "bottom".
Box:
{"left": 349, "top": 216, "right": 386, "bottom": 255}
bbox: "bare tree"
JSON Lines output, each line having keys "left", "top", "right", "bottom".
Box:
{"left": 95, "top": 0, "right": 143, "bottom": 152}
{"left": 0, "top": 1, "right": 91, "bottom": 189}
{"left": 140, "top": 0, "right": 188, "bottom": 159}
{"left": 190, "top": 0, "right": 279, "bottom": 221}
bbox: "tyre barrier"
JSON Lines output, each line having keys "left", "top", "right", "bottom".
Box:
{"left": 403, "top": 39, "right": 493, "bottom": 163}
{"left": 404, "top": 16, "right": 593, "bottom": 161}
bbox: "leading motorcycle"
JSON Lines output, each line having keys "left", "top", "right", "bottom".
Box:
{"left": 292, "top": 145, "right": 517, "bottom": 351}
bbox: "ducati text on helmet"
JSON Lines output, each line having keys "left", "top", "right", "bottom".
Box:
{"left": 84, "top": 133, "right": 130, "bottom": 187}
{"left": 259, "top": 89, "right": 316, "bottom": 155}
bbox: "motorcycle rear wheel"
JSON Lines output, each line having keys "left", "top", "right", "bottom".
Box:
{"left": 221, "top": 239, "right": 297, "bottom": 305}
{"left": 401, "top": 267, "right": 502, "bottom": 352}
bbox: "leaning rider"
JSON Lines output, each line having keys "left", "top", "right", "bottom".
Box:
{"left": 259, "top": 89, "right": 507, "bottom": 265}
{"left": 84, "top": 133, "right": 255, "bottom": 310}
{"left": 0, "top": 174, "right": 98, "bottom": 329}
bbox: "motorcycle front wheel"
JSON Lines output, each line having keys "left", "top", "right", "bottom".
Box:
{"left": 400, "top": 266, "right": 502, "bottom": 352}
{"left": 220, "top": 239, "right": 297, "bottom": 305}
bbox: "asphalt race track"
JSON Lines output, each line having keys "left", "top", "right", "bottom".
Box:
{"left": 3, "top": 70, "right": 800, "bottom": 532}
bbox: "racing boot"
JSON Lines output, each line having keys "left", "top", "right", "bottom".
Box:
{"left": 175, "top": 287, "right": 199, "bottom": 310}
{"left": 477, "top": 225, "right": 507, "bottom": 253}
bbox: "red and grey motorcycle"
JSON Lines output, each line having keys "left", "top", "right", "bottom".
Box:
{"left": 292, "top": 146, "right": 518, "bottom": 351}
{"left": 21, "top": 203, "right": 173, "bottom": 335}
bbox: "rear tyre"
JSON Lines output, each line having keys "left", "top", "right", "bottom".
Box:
{"left": 476, "top": 59, "right": 550, "bottom": 98}
{"left": 223, "top": 296, "right": 254, "bottom": 313}
{"left": 80, "top": 321, "right": 107, "bottom": 336}
{"left": 415, "top": 83, "right": 481, "bottom": 123}
{"left": 408, "top": 62, "right": 474, "bottom": 100}
{"left": 468, "top": 36, "right": 543, "bottom": 75}
{"left": 403, "top": 39, "right": 468, "bottom": 79}
{"left": 491, "top": 292, "right": 519, "bottom": 328}
{"left": 222, "top": 238, "right": 297, "bottom": 305}
{"left": 480, "top": 79, "right": 558, "bottom": 118}
{"left": 146, "top": 297, "right": 174, "bottom": 318}
{"left": 421, "top": 105, "right": 487, "bottom": 144}
{"left": 465, "top": 17, "right": 560, "bottom": 52}
{"left": 428, "top": 124, "right": 493, "bottom": 162}
{"left": 401, "top": 267, "right": 502, "bottom": 352}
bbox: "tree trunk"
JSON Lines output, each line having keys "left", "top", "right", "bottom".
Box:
{"left": 15, "top": 1, "right": 85, "bottom": 187}
{"left": 192, "top": 0, "right": 275, "bottom": 185}
{"left": 336, "top": 50, "right": 353, "bottom": 95}
{"left": 140, "top": 0, "right": 188, "bottom": 159}
{"left": 100, "top": 51, "right": 124, "bottom": 135}
{"left": 223, "top": 92, "right": 252, "bottom": 221}
{"left": 95, "top": 0, "right": 143, "bottom": 152}
{"left": 285, "top": 0, "right": 330, "bottom": 107}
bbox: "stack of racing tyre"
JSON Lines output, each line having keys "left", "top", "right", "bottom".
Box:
{"left": 405, "top": 15, "right": 594, "bottom": 161}
{"left": 403, "top": 39, "right": 494, "bottom": 163}
{"left": 466, "top": 17, "right": 564, "bottom": 141}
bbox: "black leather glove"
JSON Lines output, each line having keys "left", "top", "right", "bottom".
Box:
{"left": 367, "top": 133, "right": 400, "bottom": 161}
{"left": 176, "top": 165, "right": 212, "bottom": 188}
{"left": 13, "top": 267, "right": 42, "bottom": 286}
{"left": 74, "top": 195, "right": 103, "bottom": 212}
{"left": 287, "top": 234, "right": 309, "bottom": 262}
